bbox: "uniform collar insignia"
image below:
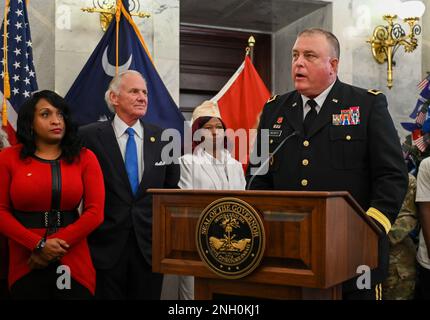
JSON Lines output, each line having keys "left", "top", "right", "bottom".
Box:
{"left": 267, "top": 95, "right": 278, "bottom": 103}
{"left": 368, "top": 89, "right": 382, "bottom": 95}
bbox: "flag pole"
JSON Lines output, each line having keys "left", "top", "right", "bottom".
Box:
{"left": 2, "top": 0, "right": 11, "bottom": 127}
{"left": 115, "top": 0, "right": 123, "bottom": 76}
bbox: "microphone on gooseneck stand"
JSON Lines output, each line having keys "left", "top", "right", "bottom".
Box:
{"left": 246, "top": 130, "right": 299, "bottom": 190}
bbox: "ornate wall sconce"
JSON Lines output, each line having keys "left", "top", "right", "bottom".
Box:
{"left": 367, "top": 1, "right": 425, "bottom": 89}
{"left": 82, "top": 0, "right": 150, "bottom": 32}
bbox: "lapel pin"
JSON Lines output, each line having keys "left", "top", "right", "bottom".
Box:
{"left": 332, "top": 99, "right": 338, "bottom": 103}
{"left": 292, "top": 102, "right": 297, "bottom": 107}
{"left": 150, "top": 137, "right": 156, "bottom": 142}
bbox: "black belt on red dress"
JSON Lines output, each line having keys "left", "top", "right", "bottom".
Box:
{"left": 12, "top": 210, "right": 79, "bottom": 229}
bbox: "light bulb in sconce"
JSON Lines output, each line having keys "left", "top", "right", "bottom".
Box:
{"left": 396, "top": 1, "right": 426, "bottom": 19}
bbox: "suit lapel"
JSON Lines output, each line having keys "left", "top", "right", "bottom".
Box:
{"left": 195, "top": 148, "right": 222, "bottom": 189}
{"left": 307, "top": 80, "right": 343, "bottom": 138}
{"left": 139, "top": 121, "right": 157, "bottom": 193}
{"left": 200, "top": 163, "right": 222, "bottom": 189}
{"left": 97, "top": 122, "right": 132, "bottom": 194}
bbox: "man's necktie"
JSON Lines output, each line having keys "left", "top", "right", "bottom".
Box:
{"left": 125, "top": 127, "right": 139, "bottom": 195}
{"left": 303, "top": 99, "right": 318, "bottom": 135}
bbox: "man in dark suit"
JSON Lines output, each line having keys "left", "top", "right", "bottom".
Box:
{"left": 247, "top": 28, "right": 408, "bottom": 299}
{"left": 79, "top": 70, "right": 180, "bottom": 299}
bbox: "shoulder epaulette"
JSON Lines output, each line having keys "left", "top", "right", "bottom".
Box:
{"left": 368, "top": 89, "right": 382, "bottom": 96}
{"left": 266, "top": 95, "right": 278, "bottom": 103}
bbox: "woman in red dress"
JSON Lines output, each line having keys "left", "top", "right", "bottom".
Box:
{"left": 0, "top": 90, "right": 105, "bottom": 299}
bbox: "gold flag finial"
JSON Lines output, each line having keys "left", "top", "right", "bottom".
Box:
{"left": 248, "top": 36, "right": 255, "bottom": 47}
{"left": 246, "top": 36, "right": 256, "bottom": 61}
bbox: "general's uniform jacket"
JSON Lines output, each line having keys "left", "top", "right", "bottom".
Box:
{"left": 247, "top": 79, "right": 408, "bottom": 288}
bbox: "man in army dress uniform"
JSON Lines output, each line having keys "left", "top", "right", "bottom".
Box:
{"left": 247, "top": 28, "right": 408, "bottom": 299}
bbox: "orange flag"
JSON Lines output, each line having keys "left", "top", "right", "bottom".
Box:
{"left": 211, "top": 56, "right": 270, "bottom": 168}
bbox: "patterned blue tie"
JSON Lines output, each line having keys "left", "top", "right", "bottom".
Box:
{"left": 125, "top": 127, "right": 139, "bottom": 195}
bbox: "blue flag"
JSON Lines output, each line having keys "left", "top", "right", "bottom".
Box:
{"left": 0, "top": 0, "right": 38, "bottom": 137}
{"left": 65, "top": 0, "right": 184, "bottom": 135}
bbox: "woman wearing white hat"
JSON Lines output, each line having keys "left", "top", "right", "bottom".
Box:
{"left": 177, "top": 100, "right": 246, "bottom": 299}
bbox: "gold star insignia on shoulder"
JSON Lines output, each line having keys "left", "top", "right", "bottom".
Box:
{"left": 267, "top": 95, "right": 278, "bottom": 103}
{"left": 368, "top": 89, "right": 382, "bottom": 96}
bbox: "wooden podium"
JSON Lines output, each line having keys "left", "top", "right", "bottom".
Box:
{"left": 150, "top": 190, "right": 381, "bottom": 300}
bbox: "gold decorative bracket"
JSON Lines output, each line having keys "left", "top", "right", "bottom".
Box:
{"left": 82, "top": 1, "right": 150, "bottom": 32}
{"left": 367, "top": 14, "right": 421, "bottom": 89}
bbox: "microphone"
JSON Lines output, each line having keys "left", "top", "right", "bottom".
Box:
{"left": 246, "top": 130, "right": 299, "bottom": 190}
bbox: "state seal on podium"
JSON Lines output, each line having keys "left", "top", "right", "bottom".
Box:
{"left": 196, "top": 197, "right": 265, "bottom": 279}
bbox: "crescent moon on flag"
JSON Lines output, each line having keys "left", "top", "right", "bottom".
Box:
{"left": 102, "top": 46, "right": 133, "bottom": 77}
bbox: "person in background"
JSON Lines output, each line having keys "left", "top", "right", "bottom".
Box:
{"left": 0, "top": 90, "right": 105, "bottom": 299}
{"left": 415, "top": 157, "right": 430, "bottom": 299}
{"left": 176, "top": 100, "right": 246, "bottom": 299}
{"left": 383, "top": 174, "right": 418, "bottom": 299}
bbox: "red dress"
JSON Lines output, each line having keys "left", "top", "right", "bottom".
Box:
{"left": 0, "top": 145, "right": 105, "bottom": 294}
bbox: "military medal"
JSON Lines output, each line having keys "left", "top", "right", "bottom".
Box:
{"left": 332, "top": 114, "right": 341, "bottom": 126}
{"left": 332, "top": 106, "right": 360, "bottom": 126}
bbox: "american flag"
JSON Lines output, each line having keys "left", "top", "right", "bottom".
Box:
{"left": 416, "top": 110, "right": 427, "bottom": 126}
{"left": 0, "top": 0, "right": 38, "bottom": 144}
{"left": 418, "top": 74, "right": 430, "bottom": 91}
{"left": 412, "top": 129, "right": 428, "bottom": 152}
{"left": 414, "top": 135, "right": 428, "bottom": 152}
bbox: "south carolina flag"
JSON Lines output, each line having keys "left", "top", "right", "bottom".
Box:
{"left": 65, "top": 0, "right": 184, "bottom": 135}
{"left": 211, "top": 55, "right": 270, "bottom": 167}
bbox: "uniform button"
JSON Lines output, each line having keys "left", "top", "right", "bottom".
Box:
{"left": 302, "top": 159, "right": 309, "bottom": 166}
{"left": 301, "top": 179, "right": 308, "bottom": 187}
{"left": 303, "top": 140, "right": 310, "bottom": 147}
{"left": 346, "top": 135, "right": 351, "bottom": 141}
{"left": 270, "top": 139, "right": 274, "bottom": 144}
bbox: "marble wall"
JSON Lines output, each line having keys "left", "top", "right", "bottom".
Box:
{"left": 423, "top": 0, "right": 430, "bottom": 77}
